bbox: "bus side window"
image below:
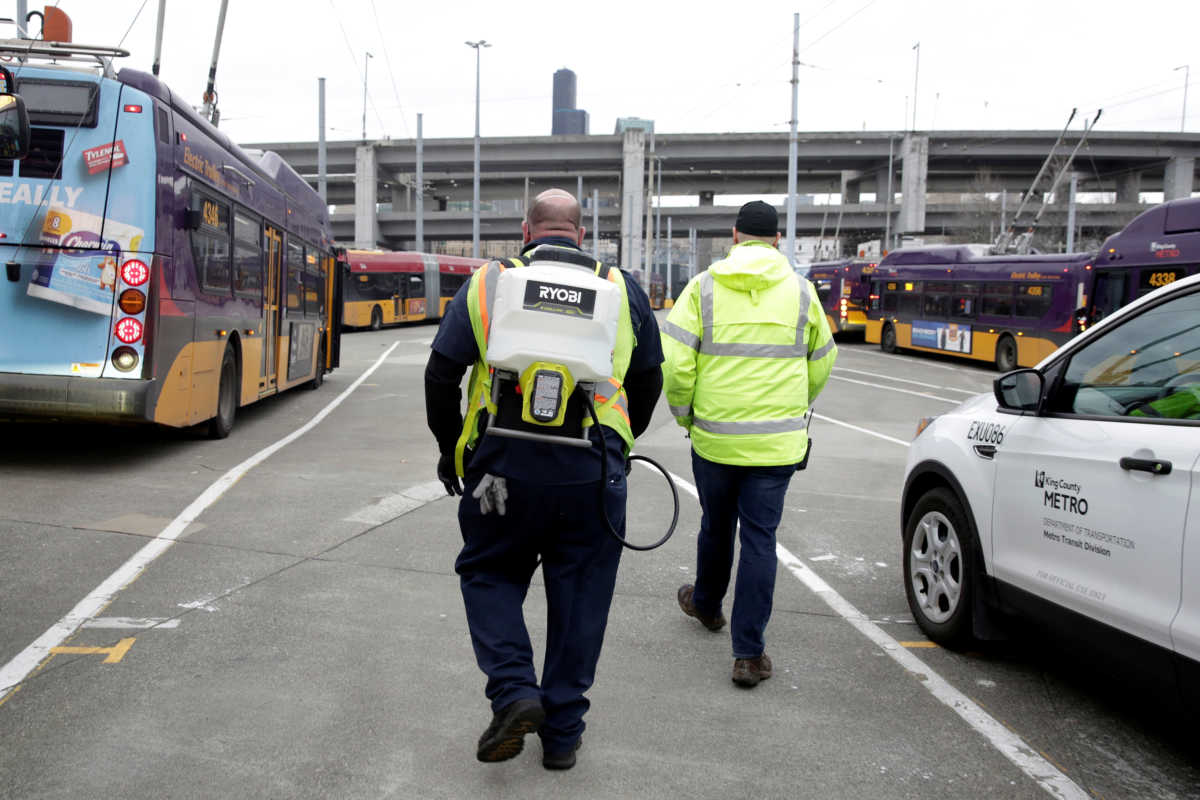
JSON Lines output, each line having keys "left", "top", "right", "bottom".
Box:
{"left": 1015, "top": 284, "right": 1053, "bottom": 318}
{"left": 404, "top": 274, "right": 425, "bottom": 299}
{"left": 303, "top": 245, "right": 320, "bottom": 316}
{"left": 952, "top": 282, "right": 978, "bottom": 318}
{"left": 232, "top": 210, "right": 262, "bottom": 298}
{"left": 191, "top": 191, "right": 231, "bottom": 295}
{"left": 286, "top": 239, "right": 303, "bottom": 314}
{"left": 897, "top": 282, "right": 921, "bottom": 315}
{"left": 982, "top": 282, "right": 1013, "bottom": 317}
{"left": 923, "top": 281, "right": 952, "bottom": 318}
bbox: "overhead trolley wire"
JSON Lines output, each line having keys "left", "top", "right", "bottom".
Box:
{"left": 370, "top": 0, "right": 409, "bottom": 139}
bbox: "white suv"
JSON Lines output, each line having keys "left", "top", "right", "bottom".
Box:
{"left": 902, "top": 272, "right": 1200, "bottom": 704}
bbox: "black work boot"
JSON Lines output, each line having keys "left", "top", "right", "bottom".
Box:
{"left": 542, "top": 737, "right": 582, "bottom": 770}
{"left": 476, "top": 697, "right": 545, "bottom": 762}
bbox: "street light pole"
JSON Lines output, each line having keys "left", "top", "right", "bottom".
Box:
{"left": 911, "top": 42, "right": 920, "bottom": 131}
{"left": 786, "top": 12, "right": 799, "bottom": 266}
{"left": 1176, "top": 64, "right": 1190, "bottom": 133}
{"left": 361, "top": 51, "right": 373, "bottom": 141}
{"left": 466, "top": 40, "right": 491, "bottom": 259}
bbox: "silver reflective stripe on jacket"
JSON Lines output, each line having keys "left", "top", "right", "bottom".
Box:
{"left": 662, "top": 319, "right": 700, "bottom": 351}
{"left": 692, "top": 415, "right": 809, "bottom": 434}
{"left": 696, "top": 272, "right": 810, "bottom": 358}
{"left": 669, "top": 404, "right": 693, "bottom": 418}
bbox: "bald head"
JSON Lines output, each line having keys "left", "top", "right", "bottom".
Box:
{"left": 523, "top": 189, "right": 584, "bottom": 244}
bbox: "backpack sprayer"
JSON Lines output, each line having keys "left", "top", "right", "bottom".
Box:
{"left": 482, "top": 245, "right": 678, "bottom": 551}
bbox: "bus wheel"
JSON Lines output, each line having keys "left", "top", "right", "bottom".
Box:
{"left": 308, "top": 338, "right": 325, "bottom": 390}
{"left": 881, "top": 323, "right": 897, "bottom": 354}
{"left": 370, "top": 306, "right": 383, "bottom": 331}
{"left": 995, "top": 335, "right": 1018, "bottom": 372}
{"left": 207, "top": 346, "right": 237, "bottom": 439}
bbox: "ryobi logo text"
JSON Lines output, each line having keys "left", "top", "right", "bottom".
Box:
{"left": 523, "top": 280, "right": 596, "bottom": 318}
{"left": 1035, "top": 470, "right": 1088, "bottom": 515}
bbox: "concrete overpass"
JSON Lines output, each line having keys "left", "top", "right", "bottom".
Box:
{"left": 247, "top": 129, "right": 1200, "bottom": 268}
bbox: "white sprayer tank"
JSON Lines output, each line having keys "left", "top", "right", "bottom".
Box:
{"left": 486, "top": 262, "right": 620, "bottom": 382}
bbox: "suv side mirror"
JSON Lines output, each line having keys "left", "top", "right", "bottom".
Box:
{"left": 994, "top": 368, "right": 1044, "bottom": 412}
{"left": 0, "top": 93, "right": 30, "bottom": 160}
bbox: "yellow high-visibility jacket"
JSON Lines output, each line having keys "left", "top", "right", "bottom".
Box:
{"left": 661, "top": 240, "right": 837, "bottom": 466}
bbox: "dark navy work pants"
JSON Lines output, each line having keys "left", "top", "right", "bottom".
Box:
{"left": 688, "top": 451, "right": 795, "bottom": 659}
{"left": 455, "top": 472, "right": 625, "bottom": 753}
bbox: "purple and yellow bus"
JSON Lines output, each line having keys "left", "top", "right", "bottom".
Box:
{"left": 0, "top": 41, "right": 341, "bottom": 438}
{"left": 864, "top": 247, "right": 1092, "bottom": 371}
{"left": 805, "top": 258, "right": 875, "bottom": 336}
{"left": 1088, "top": 196, "right": 1200, "bottom": 325}
{"left": 864, "top": 197, "right": 1200, "bottom": 371}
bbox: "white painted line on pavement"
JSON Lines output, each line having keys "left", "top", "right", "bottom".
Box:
{"left": 661, "top": 468, "right": 1088, "bottom": 800}
{"left": 840, "top": 346, "right": 966, "bottom": 372}
{"left": 0, "top": 341, "right": 403, "bottom": 704}
{"left": 834, "top": 366, "right": 982, "bottom": 395}
{"left": 81, "top": 618, "right": 180, "bottom": 630}
{"left": 830, "top": 374, "right": 961, "bottom": 404}
{"left": 811, "top": 413, "right": 911, "bottom": 447}
{"left": 344, "top": 480, "right": 448, "bottom": 525}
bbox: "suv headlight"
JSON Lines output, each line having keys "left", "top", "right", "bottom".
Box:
{"left": 913, "top": 416, "right": 938, "bottom": 440}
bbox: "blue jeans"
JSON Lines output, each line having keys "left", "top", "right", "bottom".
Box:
{"left": 689, "top": 451, "right": 795, "bottom": 659}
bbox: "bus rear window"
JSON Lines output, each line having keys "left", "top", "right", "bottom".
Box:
{"left": 814, "top": 279, "right": 833, "bottom": 304}
{"left": 15, "top": 79, "right": 98, "bottom": 127}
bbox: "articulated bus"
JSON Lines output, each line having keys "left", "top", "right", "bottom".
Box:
{"left": 341, "top": 249, "right": 484, "bottom": 330}
{"left": 805, "top": 258, "right": 875, "bottom": 336}
{"left": 0, "top": 36, "right": 341, "bottom": 438}
{"left": 864, "top": 196, "right": 1200, "bottom": 371}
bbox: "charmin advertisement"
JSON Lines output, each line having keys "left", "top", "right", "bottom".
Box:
{"left": 26, "top": 206, "right": 146, "bottom": 315}
{"left": 912, "top": 320, "right": 972, "bottom": 354}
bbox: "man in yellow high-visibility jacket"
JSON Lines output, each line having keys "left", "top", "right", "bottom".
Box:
{"left": 661, "top": 200, "right": 837, "bottom": 687}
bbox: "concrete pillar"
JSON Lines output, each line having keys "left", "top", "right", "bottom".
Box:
{"left": 898, "top": 134, "right": 929, "bottom": 234}
{"left": 696, "top": 190, "right": 714, "bottom": 270}
{"left": 620, "top": 128, "right": 645, "bottom": 271}
{"left": 873, "top": 166, "right": 894, "bottom": 205}
{"left": 840, "top": 171, "right": 860, "bottom": 204}
{"left": 354, "top": 144, "right": 378, "bottom": 249}
{"left": 1117, "top": 172, "right": 1142, "bottom": 204}
{"left": 1164, "top": 157, "right": 1195, "bottom": 201}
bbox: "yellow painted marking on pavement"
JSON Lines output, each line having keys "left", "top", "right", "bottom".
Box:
{"left": 899, "top": 641, "right": 939, "bottom": 648}
{"left": 50, "top": 637, "right": 135, "bottom": 664}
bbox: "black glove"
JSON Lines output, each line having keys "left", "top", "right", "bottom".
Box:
{"left": 438, "top": 452, "right": 463, "bottom": 496}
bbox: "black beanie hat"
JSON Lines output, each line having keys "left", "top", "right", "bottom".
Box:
{"left": 735, "top": 201, "right": 778, "bottom": 237}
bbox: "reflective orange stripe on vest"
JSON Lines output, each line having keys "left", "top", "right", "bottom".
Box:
{"left": 594, "top": 378, "right": 630, "bottom": 425}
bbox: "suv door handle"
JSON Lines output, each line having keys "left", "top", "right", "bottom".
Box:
{"left": 1120, "top": 457, "right": 1172, "bottom": 475}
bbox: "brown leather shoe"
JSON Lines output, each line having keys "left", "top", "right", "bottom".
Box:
{"left": 731, "top": 653, "right": 773, "bottom": 688}
{"left": 677, "top": 584, "right": 726, "bottom": 631}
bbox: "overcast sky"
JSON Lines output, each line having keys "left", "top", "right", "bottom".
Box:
{"left": 46, "top": 1, "right": 1200, "bottom": 145}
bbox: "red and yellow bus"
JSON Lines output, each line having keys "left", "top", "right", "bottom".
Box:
{"left": 341, "top": 250, "right": 485, "bottom": 330}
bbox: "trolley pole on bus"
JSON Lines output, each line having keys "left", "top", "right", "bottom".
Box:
{"left": 318, "top": 78, "right": 327, "bottom": 203}
{"left": 786, "top": 12, "right": 799, "bottom": 266}
{"left": 466, "top": 40, "right": 491, "bottom": 260}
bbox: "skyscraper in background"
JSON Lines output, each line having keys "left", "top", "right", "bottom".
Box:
{"left": 552, "top": 68, "right": 589, "bottom": 135}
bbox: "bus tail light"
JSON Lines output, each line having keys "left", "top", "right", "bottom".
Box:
{"left": 840, "top": 298, "right": 848, "bottom": 319}
{"left": 118, "top": 288, "right": 146, "bottom": 314}
{"left": 111, "top": 347, "right": 139, "bottom": 372}
{"left": 121, "top": 258, "right": 149, "bottom": 286}
{"left": 114, "top": 317, "right": 143, "bottom": 344}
